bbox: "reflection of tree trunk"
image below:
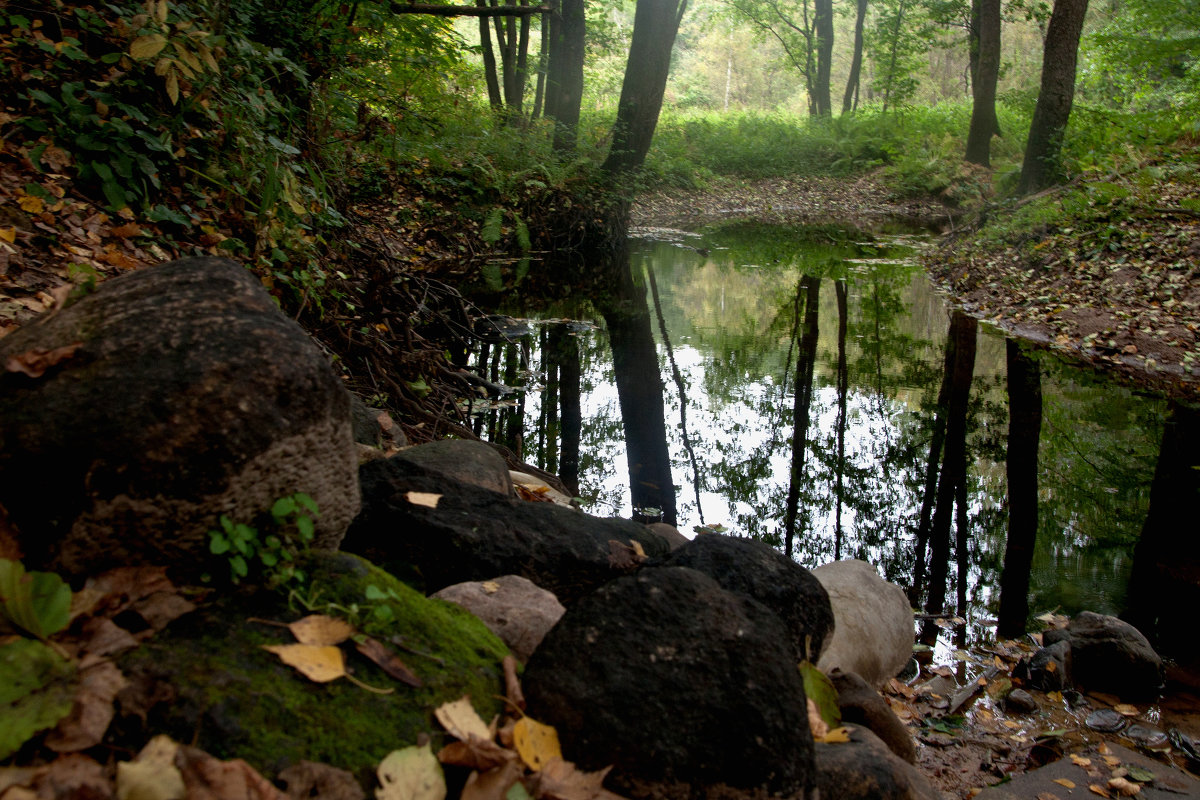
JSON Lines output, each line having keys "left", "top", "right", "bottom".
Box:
{"left": 649, "top": 263, "right": 705, "bottom": 524}
{"left": 923, "top": 312, "right": 977, "bottom": 620}
{"left": 912, "top": 316, "right": 958, "bottom": 602}
{"left": 834, "top": 280, "right": 848, "bottom": 560}
{"left": 998, "top": 339, "right": 1042, "bottom": 638}
{"left": 502, "top": 342, "right": 523, "bottom": 458}
{"left": 600, "top": 253, "right": 677, "bottom": 526}
{"left": 1125, "top": 402, "right": 1200, "bottom": 667}
{"left": 784, "top": 276, "right": 821, "bottom": 559}
{"left": 537, "top": 327, "right": 553, "bottom": 469}
{"left": 549, "top": 324, "right": 582, "bottom": 496}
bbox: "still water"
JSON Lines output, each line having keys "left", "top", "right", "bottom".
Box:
{"left": 467, "top": 220, "right": 1194, "bottom": 651}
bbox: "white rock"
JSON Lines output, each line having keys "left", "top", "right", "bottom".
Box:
{"left": 432, "top": 575, "right": 565, "bottom": 662}
{"left": 811, "top": 560, "right": 913, "bottom": 687}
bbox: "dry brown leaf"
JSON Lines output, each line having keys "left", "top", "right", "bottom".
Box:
{"left": 1108, "top": 777, "right": 1141, "bottom": 796}
{"left": 45, "top": 661, "right": 128, "bottom": 752}
{"left": 406, "top": 491, "right": 442, "bottom": 509}
{"left": 116, "top": 735, "right": 185, "bottom": 800}
{"left": 131, "top": 591, "right": 196, "bottom": 633}
{"left": 435, "top": 696, "right": 492, "bottom": 742}
{"left": 4, "top": 342, "right": 83, "bottom": 378}
{"left": 175, "top": 745, "right": 287, "bottom": 800}
{"left": 1072, "top": 754, "right": 1093, "bottom": 767}
{"left": 1037, "top": 794, "right": 1062, "bottom": 800}
{"left": 277, "top": 761, "right": 365, "bottom": 800}
{"left": 815, "top": 727, "right": 852, "bottom": 744}
{"left": 606, "top": 540, "right": 646, "bottom": 570}
{"left": 514, "top": 716, "right": 562, "bottom": 771}
{"left": 436, "top": 738, "right": 515, "bottom": 771}
{"left": 25, "top": 754, "right": 110, "bottom": 798}
{"left": 807, "top": 698, "right": 829, "bottom": 739}
{"left": 460, "top": 761, "right": 524, "bottom": 800}
{"left": 1089, "top": 785, "right": 1112, "bottom": 798}
{"left": 79, "top": 617, "right": 140, "bottom": 659}
{"left": 1113, "top": 704, "right": 1140, "bottom": 717}
{"left": 355, "top": 636, "right": 421, "bottom": 687}
{"left": 262, "top": 644, "right": 346, "bottom": 683}
{"left": 289, "top": 614, "right": 355, "bottom": 647}
{"left": 110, "top": 223, "right": 143, "bottom": 238}
{"left": 503, "top": 655, "right": 525, "bottom": 710}
{"left": 532, "top": 758, "right": 612, "bottom": 800}
{"left": 1097, "top": 742, "right": 1113, "bottom": 755}
{"left": 1053, "top": 778, "right": 1076, "bottom": 789}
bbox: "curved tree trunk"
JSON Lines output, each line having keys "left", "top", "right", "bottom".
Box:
{"left": 1018, "top": 0, "right": 1089, "bottom": 193}
{"left": 842, "top": 0, "right": 868, "bottom": 114}
{"left": 965, "top": 0, "right": 1001, "bottom": 166}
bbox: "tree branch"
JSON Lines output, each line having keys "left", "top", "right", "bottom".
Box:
{"left": 390, "top": 2, "right": 549, "bottom": 16}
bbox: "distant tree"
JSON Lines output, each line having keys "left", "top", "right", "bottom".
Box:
{"left": 842, "top": 0, "right": 869, "bottom": 113}
{"left": 868, "top": 0, "right": 926, "bottom": 112}
{"left": 813, "top": 0, "right": 834, "bottom": 115}
{"left": 723, "top": 0, "right": 819, "bottom": 114}
{"left": 1018, "top": 0, "right": 1089, "bottom": 193}
{"left": 964, "top": 0, "right": 1001, "bottom": 165}
{"left": 602, "top": 0, "right": 689, "bottom": 173}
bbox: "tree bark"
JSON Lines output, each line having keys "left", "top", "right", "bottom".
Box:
{"left": 965, "top": 0, "right": 1001, "bottom": 165}
{"left": 1018, "top": 0, "right": 1089, "bottom": 193}
{"left": 842, "top": 0, "right": 868, "bottom": 114}
{"left": 997, "top": 339, "right": 1042, "bottom": 639}
{"left": 478, "top": 0, "right": 504, "bottom": 109}
{"left": 813, "top": 0, "right": 834, "bottom": 116}
{"left": 602, "top": 0, "right": 689, "bottom": 174}
{"left": 545, "top": 0, "right": 586, "bottom": 152}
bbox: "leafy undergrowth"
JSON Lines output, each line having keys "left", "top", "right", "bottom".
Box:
{"left": 926, "top": 145, "right": 1200, "bottom": 399}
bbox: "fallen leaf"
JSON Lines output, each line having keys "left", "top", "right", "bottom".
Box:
{"left": 807, "top": 698, "right": 829, "bottom": 739}
{"left": 1072, "top": 754, "right": 1093, "bottom": 767}
{"left": 1108, "top": 777, "right": 1141, "bottom": 796}
{"left": 1125, "top": 767, "right": 1155, "bottom": 783}
{"left": 1053, "top": 779, "right": 1076, "bottom": 789}
{"left": 376, "top": 745, "right": 446, "bottom": 800}
{"left": 406, "top": 492, "right": 442, "bottom": 509}
{"left": 816, "top": 727, "right": 852, "bottom": 744}
{"left": 1113, "top": 704, "right": 1139, "bottom": 717}
{"left": 532, "top": 758, "right": 612, "bottom": 800}
{"left": 435, "top": 696, "right": 492, "bottom": 742}
{"left": 482, "top": 581, "right": 501, "bottom": 594}
{"left": 110, "top": 223, "right": 143, "bottom": 238}
{"left": 4, "top": 343, "right": 83, "bottom": 378}
{"left": 460, "top": 760, "right": 523, "bottom": 800}
{"left": 175, "top": 745, "right": 286, "bottom": 799}
{"left": 0, "top": 228, "right": 15, "bottom": 243}
{"left": 503, "top": 655, "right": 525, "bottom": 711}
{"left": 45, "top": 660, "right": 128, "bottom": 752}
{"left": 355, "top": 637, "right": 421, "bottom": 687}
{"left": 277, "top": 761, "right": 364, "bottom": 800}
{"left": 1097, "top": 742, "right": 1113, "bottom": 755}
{"left": 437, "top": 737, "right": 515, "bottom": 771}
{"left": 1089, "top": 785, "right": 1112, "bottom": 798}
{"left": 18, "top": 195, "right": 44, "bottom": 214}
{"left": 513, "top": 716, "right": 562, "bottom": 771}
{"left": 799, "top": 661, "right": 839, "bottom": 730}
{"left": 262, "top": 644, "right": 346, "bottom": 683}
{"left": 116, "top": 735, "right": 185, "bottom": 800}
{"left": 289, "top": 615, "right": 355, "bottom": 647}
{"left": 1038, "top": 794, "right": 1062, "bottom": 800}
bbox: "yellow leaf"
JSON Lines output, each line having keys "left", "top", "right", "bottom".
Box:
{"left": 376, "top": 745, "right": 446, "bottom": 800}
{"left": 116, "top": 735, "right": 185, "bottom": 800}
{"left": 18, "top": 195, "right": 44, "bottom": 214}
{"left": 513, "top": 716, "right": 562, "bottom": 771}
{"left": 130, "top": 33, "right": 167, "bottom": 60}
{"left": 406, "top": 491, "right": 442, "bottom": 509}
{"left": 0, "top": 227, "right": 15, "bottom": 243}
{"left": 815, "top": 727, "right": 852, "bottom": 744}
{"left": 155, "top": 0, "right": 169, "bottom": 23}
{"left": 165, "top": 70, "right": 179, "bottom": 104}
{"left": 1053, "top": 779, "right": 1076, "bottom": 789}
{"left": 1071, "top": 754, "right": 1093, "bottom": 767}
{"left": 1108, "top": 777, "right": 1141, "bottom": 796}
{"left": 262, "top": 644, "right": 346, "bottom": 683}
{"left": 481, "top": 581, "right": 501, "bottom": 594}
{"left": 1089, "top": 785, "right": 1112, "bottom": 798}
{"left": 435, "top": 696, "right": 492, "bottom": 743}
{"left": 197, "top": 41, "right": 219, "bottom": 72}
{"left": 288, "top": 614, "right": 354, "bottom": 646}
{"left": 1113, "top": 704, "right": 1139, "bottom": 717}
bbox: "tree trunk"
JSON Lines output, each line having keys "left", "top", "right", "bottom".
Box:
{"left": 478, "top": 0, "right": 504, "bottom": 109}
{"left": 965, "top": 0, "right": 1001, "bottom": 165}
{"left": 545, "top": 0, "right": 585, "bottom": 152}
{"left": 997, "top": 339, "right": 1042, "bottom": 639}
{"left": 532, "top": 11, "right": 548, "bottom": 119}
{"left": 601, "top": 0, "right": 689, "bottom": 174}
{"left": 1018, "top": 0, "right": 1089, "bottom": 194}
{"left": 814, "top": 0, "right": 834, "bottom": 116}
{"left": 881, "top": 0, "right": 908, "bottom": 114}
{"left": 783, "top": 276, "right": 820, "bottom": 560}
{"left": 833, "top": 280, "right": 848, "bottom": 560}
{"left": 842, "top": 0, "right": 868, "bottom": 114}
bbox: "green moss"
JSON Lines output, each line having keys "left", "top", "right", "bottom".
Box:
{"left": 117, "top": 552, "right": 508, "bottom": 777}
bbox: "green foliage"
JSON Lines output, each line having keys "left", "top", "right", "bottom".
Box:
{"left": 207, "top": 493, "right": 319, "bottom": 588}
{"left": 0, "top": 638, "right": 78, "bottom": 760}
{"left": 0, "top": 560, "right": 73, "bottom": 640}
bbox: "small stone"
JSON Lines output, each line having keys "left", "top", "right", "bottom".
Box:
{"left": 1005, "top": 688, "right": 1039, "bottom": 714}
{"left": 1086, "top": 709, "right": 1127, "bottom": 733}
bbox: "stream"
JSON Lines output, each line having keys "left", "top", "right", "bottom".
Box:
{"left": 464, "top": 219, "right": 1197, "bottom": 666}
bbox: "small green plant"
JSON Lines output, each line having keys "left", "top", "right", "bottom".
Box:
{"left": 0, "top": 559, "right": 72, "bottom": 640}
{"left": 207, "top": 493, "right": 319, "bottom": 589}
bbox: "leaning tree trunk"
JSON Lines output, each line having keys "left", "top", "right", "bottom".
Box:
{"left": 478, "top": 0, "right": 504, "bottom": 109}
{"left": 1018, "top": 0, "right": 1089, "bottom": 193}
{"left": 965, "top": 0, "right": 1001, "bottom": 165}
{"left": 813, "top": 0, "right": 834, "bottom": 116}
{"left": 601, "top": 0, "right": 689, "bottom": 174}
{"left": 842, "top": 0, "right": 868, "bottom": 114}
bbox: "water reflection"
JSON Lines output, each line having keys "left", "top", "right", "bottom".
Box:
{"left": 467, "top": 222, "right": 1190, "bottom": 652}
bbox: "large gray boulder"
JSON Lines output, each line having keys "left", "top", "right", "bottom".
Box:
{"left": 392, "top": 439, "right": 512, "bottom": 496}
{"left": 655, "top": 534, "right": 834, "bottom": 662}
{"left": 1043, "top": 611, "right": 1162, "bottom": 699}
{"left": 812, "top": 559, "right": 914, "bottom": 687}
{"left": 0, "top": 257, "right": 359, "bottom": 578}
{"left": 813, "top": 725, "right": 940, "bottom": 800}
{"left": 523, "top": 567, "right": 816, "bottom": 797}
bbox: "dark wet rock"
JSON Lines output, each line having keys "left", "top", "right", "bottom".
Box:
{"left": 1085, "top": 708, "right": 1128, "bottom": 733}
{"left": 431, "top": 575, "right": 565, "bottom": 663}
{"left": 1123, "top": 723, "right": 1169, "bottom": 749}
{"left": 655, "top": 534, "right": 833, "bottom": 662}
{"left": 830, "top": 669, "right": 917, "bottom": 763}
{"left": 1044, "top": 612, "right": 1162, "bottom": 699}
{"left": 343, "top": 456, "right": 669, "bottom": 603}
{"left": 812, "top": 559, "right": 913, "bottom": 687}
{"left": 392, "top": 439, "right": 513, "bottom": 496}
{"left": 813, "top": 724, "right": 940, "bottom": 800}
{"left": 645, "top": 522, "right": 689, "bottom": 551}
{"left": 0, "top": 257, "right": 359, "bottom": 579}
{"left": 1023, "top": 640, "right": 1072, "bottom": 692}
{"left": 349, "top": 397, "right": 405, "bottom": 451}
{"left": 1004, "top": 688, "right": 1039, "bottom": 714}
{"left": 522, "top": 567, "right": 815, "bottom": 796}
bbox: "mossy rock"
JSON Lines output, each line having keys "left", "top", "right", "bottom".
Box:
{"left": 116, "top": 552, "right": 508, "bottom": 779}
